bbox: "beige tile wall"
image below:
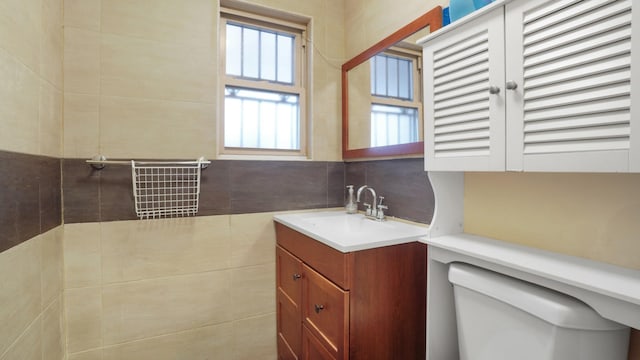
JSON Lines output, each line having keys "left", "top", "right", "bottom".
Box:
{"left": 343, "top": 0, "right": 447, "bottom": 59}
{"left": 0, "top": 0, "right": 63, "bottom": 157}
{"left": 0, "top": 0, "right": 64, "bottom": 359}
{"left": 63, "top": 213, "right": 278, "bottom": 359}
{"left": 0, "top": 228, "right": 65, "bottom": 360}
{"left": 63, "top": 0, "right": 344, "bottom": 161}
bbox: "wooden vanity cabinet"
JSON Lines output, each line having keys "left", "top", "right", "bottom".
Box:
{"left": 275, "top": 222, "right": 427, "bottom": 360}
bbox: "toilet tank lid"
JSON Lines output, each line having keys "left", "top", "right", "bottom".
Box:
{"left": 448, "top": 263, "right": 628, "bottom": 330}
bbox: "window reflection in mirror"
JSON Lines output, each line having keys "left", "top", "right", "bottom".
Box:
{"left": 342, "top": 7, "right": 442, "bottom": 159}
{"left": 347, "top": 45, "right": 423, "bottom": 150}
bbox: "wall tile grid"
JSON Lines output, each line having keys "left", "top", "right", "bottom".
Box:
{"left": 59, "top": 157, "right": 434, "bottom": 359}
{"left": 63, "top": 214, "right": 278, "bottom": 359}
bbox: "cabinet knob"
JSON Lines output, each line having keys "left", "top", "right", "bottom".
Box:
{"left": 488, "top": 86, "right": 501, "bottom": 94}
{"left": 292, "top": 273, "right": 301, "bottom": 281}
{"left": 314, "top": 304, "right": 325, "bottom": 314}
{"left": 506, "top": 81, "right": 518, "bottom": 90}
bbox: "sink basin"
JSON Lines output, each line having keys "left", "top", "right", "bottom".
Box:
{"left": 274, "top": 211, "right": 428, "bottom": 252}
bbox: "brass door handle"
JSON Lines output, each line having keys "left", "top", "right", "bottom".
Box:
{"left": 314, "top": 304, "right": 325, "bottom": 314}
{"left": 292, "top": 273, "right": 301, "bottom": 281}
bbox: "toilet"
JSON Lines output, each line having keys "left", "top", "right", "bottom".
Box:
{"left": 448, "top": 263, "right": 630, "bottom": 360}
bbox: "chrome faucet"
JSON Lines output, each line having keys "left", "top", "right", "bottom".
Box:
{"left": 356, "top": 185, "right": 377, "bottom": 216}
{"left": 356, "top": 185, "right": 387, "bottom": 221}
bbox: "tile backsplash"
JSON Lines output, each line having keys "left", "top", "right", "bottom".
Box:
{"left": 346, "top": 158, "right": 435, "bottom": 224}
{"left": 62, "top": 158, "right": 435, "bottom": 225}
{"left": 62, "top": 159, "right": 346, "bottom": 223}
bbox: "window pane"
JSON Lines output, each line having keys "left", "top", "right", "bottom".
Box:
{"left": 277, "top": 34, "right": 293, "bottom": 83}
{"left": 227, "top": 22, "right": 296, "bottom": 84}
{"left": 371, "top": 54, "right": 414, "bottom": 100}
{"left": 224, "top": 90, "right": 242, "bottom": 147}
{"left": 387, "top": 57, "right": 399, "bottom": 97}
{"left": 241, "top": 99, "right": 259, "bottom": 148}
{"left": 370, "top": 56, "right": 377, "bottom": 94}
{"left": 276, "top": 101, "right": 299, "bottom": 149}
{"left": 374, "top": 56, "right": 387, "bottom": 95}
{"left": 261, "top": 32, "right": 276, "bottom": 81}
{"left": 225, "top": 86, "right": 300, "bottom": 150}
{"left": 370, "top": 104, "right": 418, "bottom": 146}
{"left": 226, "top": 24, "right": 242, "bottom": 76}
{"left": 259, "top": 101, "right": 276, "bottom": 148}
{"left": 398, "top": 60, "right": 411, "bottom": 100}
{"left": 242, "top": 28, "right": 260, "bottom": 78}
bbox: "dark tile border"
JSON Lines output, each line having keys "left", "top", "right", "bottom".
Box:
{"left": 59, "top": 158, "right": 433, "bottom": 225}
{"left": 0, "top": 150, "right": 62, "bottom": 253}
{"left": 62, "top": 159, "right": 348, "bottom": 223}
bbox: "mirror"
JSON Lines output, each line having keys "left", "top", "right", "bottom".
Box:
{"left": 342, "top": 7, "right": 442, "bottom": 159}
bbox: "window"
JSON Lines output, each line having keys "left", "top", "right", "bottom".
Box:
{"left": 220, "top": 8, "right": 308, "bottom": 156}
{"left": 369, "top": 50, "right": 422, "bottom": 147}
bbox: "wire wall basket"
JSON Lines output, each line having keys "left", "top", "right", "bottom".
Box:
{"left": 131, "top": 159, "right": 205, "bottom": 219}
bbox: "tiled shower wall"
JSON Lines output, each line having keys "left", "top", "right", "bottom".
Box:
{"left": 0, "top": 0, "right": 65, "bottom": 357}
{"left": 59, "top": 157, "right": 433, "bottom": 359}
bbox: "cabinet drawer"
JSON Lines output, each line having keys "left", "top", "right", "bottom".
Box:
{"left": 277, "top": 246, "right": 303, "bottom": 305}
{"left": 277, "top": 299, "right": 301, "bottom": 360}
{"left": 302, "top": 325, "right": 337, "bottom": 360}
{"left": 276, "top": 222, "right": 352, "bottom": 289}
{"left": 277, "top": 246, "right": 302, "bottom": 358}
{"left": 302, "top": 264, "right": 349, "bottom": 360}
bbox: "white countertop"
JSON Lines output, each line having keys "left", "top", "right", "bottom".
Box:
{"left": 274, "top": 210, "right": 428, "bottom": 253}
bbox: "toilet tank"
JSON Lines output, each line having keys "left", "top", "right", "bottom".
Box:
{"left": 448, "top": 263, "right": 630, "bottom": 360}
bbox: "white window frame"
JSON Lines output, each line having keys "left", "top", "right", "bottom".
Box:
{"left": 370, "top": 47, "right": 423, "bottom": 147}
{"left": 219, "top": 5, "right": 309, "bottom": 157}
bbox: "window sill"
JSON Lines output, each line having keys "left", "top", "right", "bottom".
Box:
{"left": 217, "top": 154, "right": 311, "bottom": 161}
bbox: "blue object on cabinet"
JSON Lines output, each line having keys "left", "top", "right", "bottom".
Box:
{"left": 473, "top": 0, "right": 493, "bottom": 10}
{"left": 449, "top": 0, "right": 475, "bottom": 22}
{"left": 442, "top": 7, "right": 451, "bottom": 26}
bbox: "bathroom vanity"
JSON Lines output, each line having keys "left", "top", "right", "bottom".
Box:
{"left": 273, "top": 211, "right": 428, "bottom": 360}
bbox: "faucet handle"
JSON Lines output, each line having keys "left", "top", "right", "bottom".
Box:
{"left": 376, "top": 197, "right": 387, "bottom": 220}
{"left": 376, "top": 204, "right": 388, "bottom": 220}
{"left": 363, "top": 203, "right": 372, "bottom": 216}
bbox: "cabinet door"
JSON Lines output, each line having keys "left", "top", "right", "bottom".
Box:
{"left": 277, "top": 246, "right": 303, "bottom": 359}
{"left": 505, "top": 0, "right": 637, "bottom": 172}
{"left": 424, "top": 7, "right": 506, "bottom": 171}
{"left": 302, "top": 264, "right": 349, "bottom": 360}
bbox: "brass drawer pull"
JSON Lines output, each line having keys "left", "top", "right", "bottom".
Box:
{"left": 314, "top": 304, "right": 325, "bottom": 314}
{"left": 292, "top": 273, "right": 302, "bottom": 281}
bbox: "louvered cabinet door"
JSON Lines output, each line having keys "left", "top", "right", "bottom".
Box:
{"left": 505, "top": 0, "right": 637, "bottom": 172}
{"left": 424, "top": 7, "right": 506, "bottom": 171}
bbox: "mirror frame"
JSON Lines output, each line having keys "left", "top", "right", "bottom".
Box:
{"left": 342, "top": 6, "right": 442, "bottom": 160}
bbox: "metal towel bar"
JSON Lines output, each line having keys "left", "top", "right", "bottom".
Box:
{"left": 85, "top": 155, "right": 210, "bottom": 219}
{"left": 86, "top": 155, "right": 210, "bottom": 170}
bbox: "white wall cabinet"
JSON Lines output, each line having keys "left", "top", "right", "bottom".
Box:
{"left": 422, "top": 0, "right": 638, "bottom": 172}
